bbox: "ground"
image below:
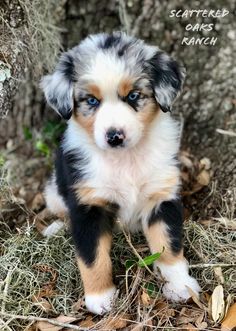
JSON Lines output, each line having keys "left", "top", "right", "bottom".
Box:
{"left": 0, "top": 143, "right": 235, "bottom": 331}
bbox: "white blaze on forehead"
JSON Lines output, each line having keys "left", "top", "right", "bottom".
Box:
{"left": 82, "top": 51, "right": 128, "bottom": 97}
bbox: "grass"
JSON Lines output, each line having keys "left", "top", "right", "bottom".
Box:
{"left": 0, "top": 211, "right": 235, "bottom": 330}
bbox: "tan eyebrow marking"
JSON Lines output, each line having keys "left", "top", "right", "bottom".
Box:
{"left": 87, "top": 84, "right": 102, "bottom": 100}
{"left": 118, "top": 78, "right": 134, "bottom": 97}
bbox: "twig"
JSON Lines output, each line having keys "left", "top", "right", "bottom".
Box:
{"left": 1, "top": 267, "right": 15, "bottom": 314}
{"left": 216, "top": 129, "right": 236, "bottom": 137}
{"left": 0, "top": 313, "right": 87, "bottom": 330}
{"left": 122, "top": 229, "right": 159, "bottom": 280}
{"left": 0, "top": 317, "right": 13, "bottom": 331}
{"left": 190, "top": 263, "right": 236, "bottom": 269}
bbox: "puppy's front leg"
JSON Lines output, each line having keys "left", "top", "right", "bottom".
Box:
{"left": 69, "top": 203, "right": 117, "bottom": 315}
{"left": 143, "top": 200, "right": 200, "bottom": 301}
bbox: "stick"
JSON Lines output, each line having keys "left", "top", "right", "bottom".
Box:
{"left": 122, "top": 229, "right": 159, "bottom": 280}
{"left": 0, "top": 313, "right": 87, "bottom": 330}
{"left": 190, "top": 263, "right": 236, "bottom": 269}
{"left": 1, "top": 267, "right": 14, "bottom": 314}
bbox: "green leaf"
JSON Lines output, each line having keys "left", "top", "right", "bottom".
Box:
{"left": 138, "top": 250, "right": 163, "bottom": 268}
{"left": 125, "top": 259, "right": 138, "bottom": 269}
{"left": 35, "top": 140, "right": 50, "bottom": 157}
{"left": 144, "top": 282, "right": 159, "bottom": 297}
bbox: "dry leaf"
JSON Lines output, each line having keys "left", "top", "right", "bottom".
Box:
{"left": 196, "top": 321, "right": 208, "bottom": 330}
{"left": 36, "top": 315, "right": 77, "bottom": 331}
{"left": 197, "top": 169, "right": 210, "bottom": 186}
{"left": 186, "top": 285, "right": 205, "bottom": 310}
{"left": 195, "top": 312, "right": 204, "bottom": 325}
{"left": 99, "top": 313, "right": 130, "bottom": 330}
{"left": 72, "top": 298, "right": 84, "bottom": 312}
{"left": 79, "top": 315, "right": 95, "bottom": 328}
{"left": 211, "top": 285, "right": 225, "bottom": 322}
{"left": 221, "top": 302, "right": 236, "bottom": 331}
{"left": 214, "top": 267, "right": 224, "bottom": 284}
{"left": 31, "top": 192, "right": 45, "bottom": 211}
{"left": 200, "top": 157, "right": 211, "bottom": 170}
{"left": 140, "top": 290, "right": 151, "bottom": 306}
{"left": 180, "top": 322, "right": 195, "bottom": 330}
{"left": 195, "top": 313, "right": 207, "bottom": 330}
{"left": 180, "top": 153, "right": 193, "bottom": 168}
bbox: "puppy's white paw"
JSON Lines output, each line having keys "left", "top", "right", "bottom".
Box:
{"left": 157, "top": 260, "right": 201, "bottom": 302}
{"left": 85, "top": 287, "right": 116, "bottom": 315}
{"left": 162, "top": 275, "right": 201, "bottom": 302}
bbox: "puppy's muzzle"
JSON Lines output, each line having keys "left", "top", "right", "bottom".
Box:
{"left": 105, "top": 128, "right": 125, "bottom": 148}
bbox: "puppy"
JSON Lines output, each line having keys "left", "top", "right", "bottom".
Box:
{"left": 41, "top": 32, "right": 200, "bottom": 315}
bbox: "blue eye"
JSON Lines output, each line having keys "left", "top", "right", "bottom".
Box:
{"left": 127, "top": 91, "right": 140, "bottom": 101}
{"left": 87, "top": 97, "right": 100, "bottom": 106}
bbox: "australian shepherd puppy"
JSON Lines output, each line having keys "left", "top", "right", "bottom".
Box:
{"left": 41, "top": 32, "right": 200, "bottom": 315}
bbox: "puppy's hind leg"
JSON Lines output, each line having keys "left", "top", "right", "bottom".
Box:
{"left": 41, "top": 175, "right": 68, "bottom": 237}
{"left": 143, "top": 200, "right": 200, "bottom": 302}
{"left": 44, "top": 174, "right": 68, "bottom": 218}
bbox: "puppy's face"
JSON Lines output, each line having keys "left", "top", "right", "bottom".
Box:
{"left": 41, "top": 32, "right": 185, "bottom": 150}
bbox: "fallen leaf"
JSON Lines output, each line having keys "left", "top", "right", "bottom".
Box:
{"left": 196, "top": 321, "right": 208, "bottom": 330}
{"left": 211, "top": 285, "right": 225, "bottom": 323}
{"left": 31, "top": 192, "right": 45, "bottom": 211}
{"left": 214, "top": 267, "right": 224, "bottom": 284}
{"left": 221, "top": 302, "right": 236, "bottom": 331}
{"left": 99, "top": 313, "right": 130, "bottom": 330}
{"left": 180, "top": 153, "right": 194, "bottom": 169}
{"left": 140, "top": 289, "right": 151, "bottom": 306}
{"left": 180, "top": 322, "right": 195, "bottom": 330}
{"left": 197, "top": 169, "right": 210, "bottom": 186}
{"left": 200, "top": 157, "right": 211, "bottom": 170}
{"left": 195, "top": 312, "right": 204, "bottom": 325}
{"left": 186, "top": 286, "right": 205, "bottom": 310}
{"left": 79, "top": 315, "right": 95, "bottom": 328}
{"left": 72, "top": 298, "right": 84, "bottom": 312}
{"left": 36, "top": 315, "right": 77, "bottom": 331}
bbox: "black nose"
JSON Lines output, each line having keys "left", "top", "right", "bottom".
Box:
{"left": 106, "top": 128, "right": 125, "bottom": 147}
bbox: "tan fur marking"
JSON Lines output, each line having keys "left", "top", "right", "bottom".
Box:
{"left": 141, "top": 176, "right": 179, "bottom": 218}
{"left": 77, "top": 234, "right": 114, "bottom": 294}
{"left": 149, "top": 176, "right": 179, "bottom": 201}
{"left": 75, "top": 185, "right": 108, "bottom": 207}
{"left": 118, "top": 78, "right": 134, "bottom": 97}
{"left": 87, "top": 84, "right": 102, "bottom": 100}
{"left": 138, "top": 101, "right": 158, "bottom": 127}
{"left": 73, "top": 113, "right": 95, "bottom": 137}
{"left": 145, "top": 222, "right": 184, "bottom": 265}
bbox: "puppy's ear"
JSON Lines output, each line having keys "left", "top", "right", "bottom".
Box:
{"left": 40, "top": 52, "right": 76, "bottom": 120}
{"left": 147, "top": 51, "right": 186, "bottom": 112}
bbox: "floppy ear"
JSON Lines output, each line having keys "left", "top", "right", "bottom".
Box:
{"left": 147, "top": 51, "right": 186, "bottom": 112}
{"left": 40, "top": 52, "right": 76, "bottom": 120}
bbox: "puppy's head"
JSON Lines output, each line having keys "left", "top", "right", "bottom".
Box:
{"left": 41, "top": 32, "right": 185, "bottom": 150}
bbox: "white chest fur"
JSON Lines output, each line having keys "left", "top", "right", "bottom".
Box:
{"left": 63, "top": 113, "right": 181, "bottom": 229}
